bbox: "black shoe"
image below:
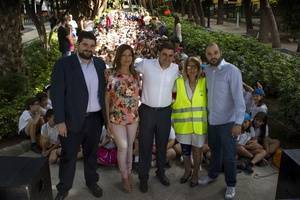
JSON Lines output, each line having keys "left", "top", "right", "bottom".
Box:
{"left": 165, "top": 162, "right": 171, "bottom": 168}
{"left": 132, "top": 162, "right": 139, "bottom": 174}
{"left": 87, "top": 183, "right": 103, "bottom": 198}
{"left": 31, "top": 143, "right": 41, "bottom": 154}
{"left": 156, "top": 173, "right": 170, "bottom": 186}
{"left": 244, "top": 162, "right": 254, "bottom": 174}
{"left": 139, "top": 180, "right": 148, "bottom": 193}
{"left": 190, "top": 180, "right": 199, "bottom": 188}
{"left": 180, "top": 172, "right": 191, "bottom": 184}
{"left": 55, "top": 192, "right": 68, "bottom": 200}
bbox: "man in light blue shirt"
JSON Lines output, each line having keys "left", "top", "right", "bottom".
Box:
{"left": 199, "top": 43, "right": 246, "bottom": 200}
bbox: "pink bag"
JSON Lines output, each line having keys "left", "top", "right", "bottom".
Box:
{"left": 97, "top": 147, "right": 117, "bottom": 166}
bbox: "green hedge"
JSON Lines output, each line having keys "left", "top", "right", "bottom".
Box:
{"left": 161, "top": 16, "right": 300, "bottom": 131}
{"left": 0, "top": 39, "right": 60, "bottom": 138}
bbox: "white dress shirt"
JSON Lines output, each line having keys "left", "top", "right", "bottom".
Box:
{"left": 77, "top": 55, "right": 101, "bottom": 112}
{"left": 136, "top": 59, "right": 179, "bottom": 107}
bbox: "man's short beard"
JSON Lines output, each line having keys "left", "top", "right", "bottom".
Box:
{"left": 209, "top": 57, "right": 223, "bottom": 67}
{"left": 78, "top": 51, "right": 93, "bottom": 60}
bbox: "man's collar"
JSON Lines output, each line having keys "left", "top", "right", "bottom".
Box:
{"left": 216, "top": 59, "right": 226, "bottom": 70}
{"left": 77, "top": 53, "right": 93, "bottom": 65}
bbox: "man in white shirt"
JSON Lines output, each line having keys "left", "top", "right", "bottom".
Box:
{"left": 67, "top": 14, "right": 78, "bottom": 38}
{"left": 136, "top": 41, "right": 179, "bottom": 193}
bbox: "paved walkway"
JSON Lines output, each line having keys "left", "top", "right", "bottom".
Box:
{"left": 21, "top": 22, "right": 51, "bottom": 44}
{"left": 206, "top": 18, "right": 298, "bottom": 52}
{"left": 21, "top": 150, "right": 278, "bottom": 200}
{"left": 21, "top": 19, "right": 298, "bottom": 53}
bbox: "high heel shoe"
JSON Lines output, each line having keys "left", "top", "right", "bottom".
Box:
{"left": 122, "top": 178, "right": 132, "bottom": 193}
{"left": 128, "top": 174, "right": 133, "bottom": 189}
{"left": 190, "top": 180, "right": 199, "bottom": 187}
{"left": 180, "top": 172, "right": 192, "bottom": 184}
{"left": 190, "top": 176, "right": 199, "bottom": 188}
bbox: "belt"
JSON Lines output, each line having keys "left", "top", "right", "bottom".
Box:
{"left": 85, "top": 110, "right": 101, "bottom": 117}
{"left": 142, "top": 104, "right": 170, "bottom": 111}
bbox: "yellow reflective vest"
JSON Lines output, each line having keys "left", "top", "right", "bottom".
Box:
{"left": 171, "top": 77, "right": 208, "bottom": 135}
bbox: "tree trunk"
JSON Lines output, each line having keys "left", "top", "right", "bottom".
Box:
{"left": 297, "top": 40, "right": 300, "bottom": 52}
{"left": 91, "top": 0, "right": 101, "bottom": 19}
{"left": 149, "top": 0, "right": 154, "bottom": 14}
{"left": 194, "top": 0, "right": 205, "bottom": 26}
{"left": 141, "top": 0, "right": 147, "bottom": 8}
{"left": 258, "top": 0, "right": 269, "bottom": 42}
{"left": 217, "top": 0, "right": 224, "bottom": 24}
{"left": 0, "top": 0, "right": 23, "bottom": 75}
{"left": 98, "top": 0, "right": 108, "bottom": 16}
{"left": 244, "top": 0, "right": 253, "bottom": 33}
{"left": 187, "top": 1, "right": 193, "bottom": 21}
{"left": 69, "top": 0, "right": 80, "bottom": 20}
{"left": 25, "top": 0, "right": 47, "bottom": 49}
{"left": 128, "top": 0, "right": 133, "bottom": 11}
{"left": 180, "top": 0, "right": 186, "bottom": 17}
{"left": 259, "top": 0, "right": 281, "bottom": 48}
{"left": 55, "top": 0, "right": 60, "bottom": 17}
{"left": 191, "top": 0, "right": 201, "bottom": 25}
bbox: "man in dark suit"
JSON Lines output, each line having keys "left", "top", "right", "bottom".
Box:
{"left": 51, "top": 31, "right": 106, "bottom": 200}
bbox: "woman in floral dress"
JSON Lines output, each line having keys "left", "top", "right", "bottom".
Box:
{"left": 105, "top": 44, "right": 140, "bottom": 192}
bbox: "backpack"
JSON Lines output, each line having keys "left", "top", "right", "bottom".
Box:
{"left": 97, "top": 147, "right": 117, "bottom": 166}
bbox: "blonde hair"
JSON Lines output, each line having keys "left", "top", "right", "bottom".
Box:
{"left": 182, "top": 56, "right": 202, "bottom": 80}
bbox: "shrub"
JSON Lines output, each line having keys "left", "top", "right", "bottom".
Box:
{"left": 161, "top": 16, "right": 300, "bottom": 131}
{"left": 23, "top": 40, "right": 60, "bottom": 93}
{"left": 0, "top": 39, "right": 60, "bottom": 137}
{"left": 0, "top": 73, "right": 28, "bottom": 102}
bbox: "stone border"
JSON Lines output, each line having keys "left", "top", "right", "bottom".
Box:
{"left": 0, "top": 140, "right": 31, "bottom": 156}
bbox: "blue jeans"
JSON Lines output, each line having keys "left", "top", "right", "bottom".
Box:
{"left": 208, "top": 122, "right": 237, "bottom": 187}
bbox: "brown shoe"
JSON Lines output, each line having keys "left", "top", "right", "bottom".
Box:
{"left": 128, "top": 174, "right": 133, "bottom": 189}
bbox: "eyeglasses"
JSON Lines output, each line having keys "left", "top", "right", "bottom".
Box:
{"left": 186, "top": 65, "right": 198, "bottom": 70}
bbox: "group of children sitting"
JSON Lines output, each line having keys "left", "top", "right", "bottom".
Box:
{"left": 18, "top": 87, "right": 61, "bottom": 163}
{"left": 237, "top": 82, "right": 280, "bottom": 173}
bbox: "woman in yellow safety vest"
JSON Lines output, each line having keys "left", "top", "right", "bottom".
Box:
{"left": 172, "top": 56, "right": 208, "bottom": 187}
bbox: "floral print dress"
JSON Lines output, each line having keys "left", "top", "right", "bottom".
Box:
{"left": 106, "top": 70, "right": 140, "bottom": 125}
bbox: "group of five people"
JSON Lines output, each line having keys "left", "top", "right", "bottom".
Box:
{"left": 50, "top": 30, "right": 251, "bottom": 200}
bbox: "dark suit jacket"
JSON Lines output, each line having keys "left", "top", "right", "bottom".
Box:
{"left": 50, "top": 54, "right": 106, "bottom": 132}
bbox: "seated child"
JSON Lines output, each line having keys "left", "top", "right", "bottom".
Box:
{"left": 250, "top": 88, "right": 268, "bottom": 118}
{"left": 36, "top": 92, "right": 50, "bottom": 116}
{"left": 243, "top": 81, "right": 267, "bottom": 117}
{"left": 18, "top": 97, "right": 44, "bottom": 153}
{"left": 252, "top": 112, "right": 280, "bottom": 158}
{"left": 40, "top": 109, "right": 60, "bottom": 164}
{"left": 237, "top": 113, "right": 266, "bottom": 174}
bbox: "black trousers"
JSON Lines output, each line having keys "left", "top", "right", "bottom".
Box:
{"left": 57, "top": 111, "right": 104, "bottom": 193}
{"left": 138, "top": 104, "right": 172, "bottom": 181}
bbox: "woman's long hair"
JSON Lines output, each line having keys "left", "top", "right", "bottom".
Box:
{"left": 112, "top": 44, "right": 138, "bottom": 78}
{"left": 253, "top": 112, "right": 268, "bottom": 141}
{"left": 174, "top": 15, "right": 180, "bottom": 28}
